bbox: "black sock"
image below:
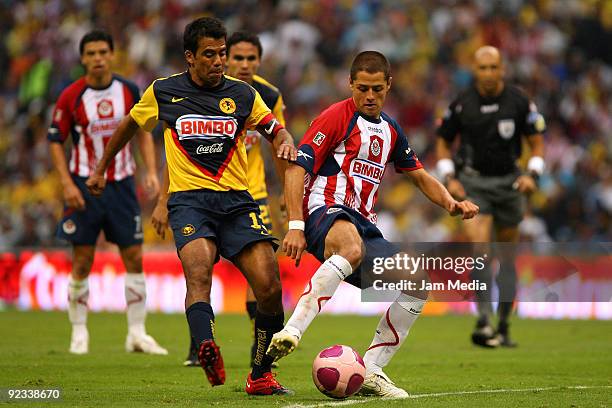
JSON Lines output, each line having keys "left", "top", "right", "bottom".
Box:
{"left": 246, "top": 301, "right": 257, "bottom": 320}
{"left": 497, "top": 318, "right": 510, "bottom": 335}
{"left": 251, "top": 310, "right": 284, "bottom": 380}
{"left": 186, "top": 302, "right": 215, "bottom": 347}
{"left": 189, "top": 336, "right": 197, "bottom": 354}
{"left": 471, "top": 260, "right": 493, "bottom": 327}
{"left": 496, "top": 258, "right": 517, "bottom": 328}
{"left": 247, "top": 302, "right": 258, "bottom": 364}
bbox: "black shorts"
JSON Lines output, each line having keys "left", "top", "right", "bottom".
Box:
{"left": 167, "top": 189, "right": 278, "bottom": 260}
{"left": 305, "top": 205, "right": 399, "bottom": 288}
{"left": 459, "top": 170, "right": 525, "bottom": 227}
{"left": 56, "top": 175, "right": 143, "bottom": 247}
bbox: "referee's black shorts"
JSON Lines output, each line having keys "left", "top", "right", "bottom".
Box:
{"left": 458, "top": 170, "right": 525, "bottom": 227}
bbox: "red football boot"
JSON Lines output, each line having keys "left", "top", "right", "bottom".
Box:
{"left": 198, "top": 339, "right": 226, "bottom": 386}
{"left": 245, "top": 372, "right": 294, "bottom": 395}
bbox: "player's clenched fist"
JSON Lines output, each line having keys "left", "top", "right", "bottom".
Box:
{"left": 448, "top": 199, "right": 479, "bottom": 220}
{"left": 85, "top": 172, "right": 106, "bottom": 196}
{"left": 283, "top": 229, "right": 307, "bottom": 266}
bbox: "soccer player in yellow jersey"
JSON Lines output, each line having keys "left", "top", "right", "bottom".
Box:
{"left": 87, "top": 17, "right": 297, "bottom": 395}
{"left": 182, "top": 31, "right": 287, "bottom": 368}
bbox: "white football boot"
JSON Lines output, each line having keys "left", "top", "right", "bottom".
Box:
{"left": 266, "top": 326, "right": 300, "bottom": 361}
{"left": 69, "top": 325, "right": 89, "bottom": 354}
{"left": 125, "top": 332, "right": 168, "bottom": 355}
{"left": 359, "top": 371, "right": 409, "bottom": 398}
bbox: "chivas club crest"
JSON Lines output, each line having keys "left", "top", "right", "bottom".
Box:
{"left": 371, "top": 138, "right": 381, "bottom": 156}
{"left": 97, "top": 99, "right": 114, "bottom": 119}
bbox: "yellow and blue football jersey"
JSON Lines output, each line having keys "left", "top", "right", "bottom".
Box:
{"left": 244, "top": 74, "right": 285, "bottom": 200}
{"left": 130, "top": 72, "right": 273, "bottom": 193}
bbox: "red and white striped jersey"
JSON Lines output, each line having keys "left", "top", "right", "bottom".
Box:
{"left": 47, "top": 75, "right": 140, "bottom": 181}
{"left": 295, "top": 98, "right": 422, "bottom": 224}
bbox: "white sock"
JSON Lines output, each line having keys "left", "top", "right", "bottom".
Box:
{"left": 125, "top": 273, "right": 147, "bottom": 337}
{"left": 285, "top": 255, "right": 352, "bottom": 338}
{"left": 68, "top": 276, "right": 88, "bottom": 331}
{"left": 363, "top": 293, "right": 426, "bottom": 375}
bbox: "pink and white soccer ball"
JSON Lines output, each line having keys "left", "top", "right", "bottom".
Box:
{"left": 312, "top": 344, "right": 366, "bottom": 399}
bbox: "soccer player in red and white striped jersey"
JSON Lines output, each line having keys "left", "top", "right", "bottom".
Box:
{"left": 48, "top": 30, "right": 165, "bottom": 356}
{"left": 267, "top": 51, "right": 479, "bottom": 398}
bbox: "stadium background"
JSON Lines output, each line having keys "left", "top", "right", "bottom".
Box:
{"left": 0, "top": 0, "right": 611, "bottom": 318}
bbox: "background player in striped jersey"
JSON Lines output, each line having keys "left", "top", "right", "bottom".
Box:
{"left": 182, "top": 30, "right": 288, "bottom": 368}
{"left": 267, "top": 51, "right": 479, "bottom": 397}
{"left": 47, "top": 30, "right": 166, "bottom": 355}
{"left": 87, "top": 17, "right": 296, "bottom": 395}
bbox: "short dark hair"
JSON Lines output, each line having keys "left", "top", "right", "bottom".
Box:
{"left": 226, "top": 31, "right": 262, "bottom": 58}
{"left": 350, "top": 51, "right": 390, "bottom": 81}
{"left": 79, "top": 30, "right": 114, "bottom": 55}
{"left": 183, "top": 17, "right": 227, "bottom": 53}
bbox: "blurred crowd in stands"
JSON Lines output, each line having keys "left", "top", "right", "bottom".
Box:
{"left": 1, "top": 0, "right": 611, "bottom": 250}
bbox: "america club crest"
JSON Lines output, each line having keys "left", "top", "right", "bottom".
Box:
{"left": 97, "top": 99, "right": 114, "bottom": 118}
{"left": 498, "top": 119, "right": 515, "bottom": 140}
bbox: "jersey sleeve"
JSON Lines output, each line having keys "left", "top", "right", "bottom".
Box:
{"left": 47, "top": 90, "right": 73, "bottom": 143}
{"left": 124, "top": 80, "right": 141, "bottom": 107}
{"left": 295, "top": 110, "right": 344, "bottom": 175}
{"left": 389, "top": 123, "right": 423, "bottom": 173}
{"left": 245, "top": 89, "right": 272, "bottom": 129}
{"left": 522, "top": 100, "right": 546, "bottom": 136}
{"left": 129, "top": 82, "right": 159, "bottom": 132}
{"left": 436, "top": 100, "right": 461, "bottom": 142}
{"left": 272, "top": 94, "right": 286, "bottom": 127}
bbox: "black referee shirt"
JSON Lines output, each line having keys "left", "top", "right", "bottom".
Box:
{"left": 437, "top": 84, "right": 546, "bottom": 176}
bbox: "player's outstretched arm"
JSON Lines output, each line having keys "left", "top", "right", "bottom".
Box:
{"left": 135, "top": 129, "right": 159, "bottom": 199}
{"left": 407, "top": 168, "right": 479, "bottom": 219}
{"left": 272, "top": 129, "right": 297, "bottom": 162}
{"left": 283, "top": 163, "right": 307, "bottom": 266}
{"left": 86, "top": 115, "right": 140, "bottom": 196}
{"left": 435, "top": 137, "right": 465, "bottom": 200}
{"left": 151, "top": 163, "right": 170, "bottom": 239}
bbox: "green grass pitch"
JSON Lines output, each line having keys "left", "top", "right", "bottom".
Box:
{"left": 1, "top": 310, "right": 610, "bottom": 407}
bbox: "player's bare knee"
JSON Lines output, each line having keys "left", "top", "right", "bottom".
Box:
{"left": 72, "top": 263, "right": 90, "bottom": 280}
{"left": 326, "top": 241, "right": 363, "bottom": 268}
{"left": 72, "top": 252, "right": 94, "bottom": 279}
{"left": 253, "top": 278, "right": 282, "bottom": 312}
{"left": 120, "top": 245, "right": 142, "bottom": 272}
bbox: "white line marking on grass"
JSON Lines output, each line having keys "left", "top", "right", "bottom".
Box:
{"left": 283, "top": 385, "right": 612, "bottom": 408}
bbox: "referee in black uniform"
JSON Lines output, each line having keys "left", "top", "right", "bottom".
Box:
{"left": 436, "top": 46, "right": 545, "bottom": 348}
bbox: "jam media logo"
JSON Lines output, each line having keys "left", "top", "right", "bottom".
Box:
{"left": 176, "top": 115, "right": 238, "bottom": 140}
{"left": 350, "top": 158, "right": 385, "bottom": 184}
{"left": 97, "top": 99, "right": 114, "bottom": 119}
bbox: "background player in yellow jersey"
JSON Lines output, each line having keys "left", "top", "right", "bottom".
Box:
{"left": 87, "top": 17, "right": 297, "bottom": 395}
{"left": 182, "top": 30, "right": 288, "bottom": 367}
